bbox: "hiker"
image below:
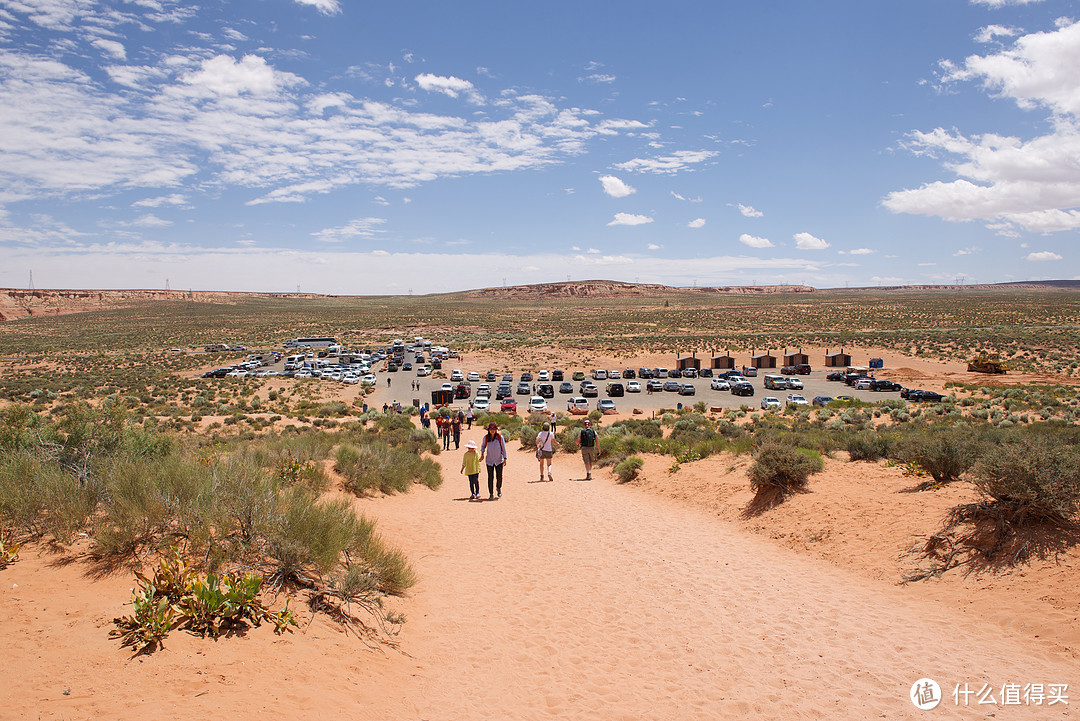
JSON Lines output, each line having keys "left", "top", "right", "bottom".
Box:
{"left": 479, "top": 422, "right": 508, "bottom": 499}
{"left": 460, "top": 440, "right": 481, "bottom": 500}
{"left": 577, "top": 418, "right": 598, "bottom": 480}
{"left": 466, "top": 407, "right": 474, "bottom": 429}
{"left": 439, "top": 415, "right": 451, "bottom": 450}
{"left": 451, "top": 413, "right": 463, "bottom": 450}
{"left": 549, "top": 410, "right": 557, "bottom": 432}
{"left": 535, "top": 421, "right": 558, "bottom": 481}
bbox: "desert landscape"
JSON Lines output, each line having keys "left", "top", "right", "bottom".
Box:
{"left": 1, "top": 282, "right": 1079, "bottom": 720}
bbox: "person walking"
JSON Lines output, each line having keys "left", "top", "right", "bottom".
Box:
{"left": 549, "top": 410, "right": 557, "bottom": 432}
{"left": 577, "top": 418, "right": 598, "bottom": 480}
{"left": 535, "top": 421, "right": 558, "bottom": 481}
{"left": 479, "top": 421, "right": 508, "bottom": 499}
{"left": 460, "top": 440, "right": 481, "bottom": 500}
{"left": 440, "top": 414, "right": 452, "bottom": 450}
{"left": 387, "top": 377, "right": 391, "bottom": 388}
{"left": 451, "top": 413, "right": 463, "bottom": 450}
{"left": 466, "top": 407, "right": 474, "bottom": 429}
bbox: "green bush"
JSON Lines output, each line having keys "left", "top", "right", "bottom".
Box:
{"left": 613, "top": 456, "right": 644, "bottom": 483}
{"left": 890, "top": 427, "right": 979, "bottom": 484}
{"left": 971, "top": 439, "right": 1080, "bottom": 527}
{"left": 748, "top": 440, "right": 823, "bottom": 497}
{"left": 846, "top": 431, "right": 890, "bottom": 462}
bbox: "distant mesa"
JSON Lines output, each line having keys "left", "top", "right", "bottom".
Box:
{"left": 461, "top": 280, "right": 816, "bottom": 299}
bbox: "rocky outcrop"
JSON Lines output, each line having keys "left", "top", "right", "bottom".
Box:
{"left": 463, "top": 280, "right": 816, "bottom": 299}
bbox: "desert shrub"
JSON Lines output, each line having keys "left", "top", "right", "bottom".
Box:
{"left": 335, "top": 440, "right": 442, "bottom": 495}
{"left": 611, "top": 419, "right": 662, "bottom": 438}
{"left": 0, "top": 451, "right": 97, "bottom": 542}
{"left": 744, "top": 440, "right": 823, "bottom": 516}
{"left": 890, "top": 426, "right": 980, "bottom": 485}
{"left": 613, "top": 456, "right": 644, "bottom": 483}
{"left": 970, "top": 439, "right": 1080, "bottom": 528}
{"left": 846, "top": 431, "right": 890, "bottom": 462}
{"left": 267, "top": 487, "right": 372, "bottom": 582}
{"left": 518, "top": 424, "right": 538, "bottom": 449}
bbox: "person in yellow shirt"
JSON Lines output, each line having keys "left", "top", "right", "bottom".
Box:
{"left": 460, "top": 439, "right": 481, "bottom": 500}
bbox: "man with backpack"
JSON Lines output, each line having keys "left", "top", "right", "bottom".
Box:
{"left": 577, "top": 419, "right": 598, "bottom": 480}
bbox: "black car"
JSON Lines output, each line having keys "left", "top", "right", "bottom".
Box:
{"left": 552, "top": 370, "right": 564, "bottom": 381}
{"left": 521, "top": 372, "right": 533, "bottom": 382}
{"left": 669, "top": 368, "right": 682, "bottom": 379}
{"left": 537, "top": 383, "right": 555, "bottom": 398}
{"left": 723, "top": 370, "right": 745, "bottom": 380}
{"left": 826, "top": 371, "right": 845, "bottom": 381}
{"left": 623, "top": 368, "right": 636, "bottom": 379}
{"left": 908, "top": 390, "right": 944, "bottom": 402}
{"left": 844, "top": 374, "right": 869, "bottom": 386}
{"left": 486, "top": 371, "right": 498, "bottom": 382}
{"left": 402, "top": 362, "right": 413, "bottom": 371}
{"left": 387, "top": 363, "right": 399, "bottom": 372}
{"left": 662, "top": 380, "right": 681, "bottom": 392}
{"left": 812, "top": 396, "right": 833, "bottom": 407}
{"left": 432, "top": 359, "right": 442, "bottom": 369}
{"left": 730, "top": 382, "right": 755, "bottom": 397}
{"left": 496, "top": 384, "right": 512, "bottom": 400}
{"left": 699, "top": 368, "right": 713, "bottom": 377}
{"left": 516, "top": 382, "right": 531, "bottom": 395}
{"left": 606, "top": 383, "right": 625, "bottom": 397}
{"left": 638, "top": 367, "right": 653, "bottom": 379}
{"left": 559, "top": 382, "right": 574, "bottom": 394}
{"left": 202, "top": 367, "right": 231, "bottom": 378}
{"left": 870, "top": 379, "right": 902, "bottom": 392}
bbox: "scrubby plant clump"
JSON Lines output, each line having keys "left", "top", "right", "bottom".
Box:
{"left": 971, "top": 439, "right": 1080, "bottom": 529}
{"left": 613, "top": 456, "right": 644, "bottom": 483}
{"left": 748, "top": 440, "right": 823, "bottom": 496}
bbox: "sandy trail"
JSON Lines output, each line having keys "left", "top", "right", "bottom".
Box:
{"left": 358, "top": 428, "right": 1076, "bottom": 720}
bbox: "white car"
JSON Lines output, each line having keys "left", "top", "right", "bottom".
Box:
{"left": 537, "top": 370, "right": 550, "bottom": 382}
{"left": 591, "top": 369, "right": 608, "bottom": 380}
{"left": 726, "top": 375, "right": 747, "bottom": 385}
{"left": 416, "top": 366, "right": 431, "bottom": 376}
{"left": 853, "top": 378, "right": 873, "bottom": 390}
{"left": 608, "top": 369, "right": 621, "bottom": 379}
{"left": 710, "top": 378, "right": 730, "bottom": 391}
{"left": 787, "top": 394, "right": 810, "bottom": 407}
{"left": 341, "top": 373, "right": 359, "bottom": 385}
{"left": 786, "top": 377, "right": 804, "bottom": 390}
{"left": 598, "top": 398, "right": 616, "bottom": 412}
{"left": 361, "top": 374, "right": 377, "bottom": 385}
{"left": 294, "top": 370, "right": 313, "bottom": 379}
{"left": 567, "top": 397, "right": 589, "bottom": 412}
{"left": 441, "top": 383, "right": 454, "bottom": 392}
{"left": 476, "top": 383, "right": 491, "bottom": 397}
{"left": 528, "top": 396, "right": 548, "bottom": 412}
{"left": 466, "top": 371, "right": 480, "bottom": 382}
{"left": 761, "top": 396, "right": 781, "bottom": 411}
{"left": 473, "top": 396, "right": 490, "bottom": 411}
{"left": 627, "top": 380, "right": 641, "bottom": 393}
{"left": 226, "top": 369, "right": 247, "bottom": 378}
{"left": 450, "top": 369, "right": 464, "bottom": 382}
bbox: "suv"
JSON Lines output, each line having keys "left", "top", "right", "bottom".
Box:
{"left": 871, "top": 379, "right": 902, "bottom": 392}
{"left": 454, "top": 383, "right": 471, "bottom": 399}
{"left": 537, "top": 383, "right": 555, "bottom": 398}
{"left": 517, "top": 382, "right": 531, "bottom": 395}
{"left": 682, "top": 368, "right": 698, "bottom": 378}
{"left": 678, "top": 383, "right": 696, "bottom": 396}
{"left": 710, "top": 378, "right": 730, "bottom": 391}
{"left": 567, "top": 397, "right": 589, "bottom": 412}
{"left": 501, "top": 397, "right": 517, "bottom": 413}
{"left": 606, "top": 382, "right": 625, "bottom": 397}
{"left": 622, "top": 368, "right": 636, "bottom": 379}
{"left": 730, "top": 382, "right": 755, "bottom": 397}
{"left": 781, "top": 366, "right": 798, "bottom": 375}
{"left": 662, "top": 380, "right": 681, "bottom": 392}
{"left": 853, "top": 378, "right": 873, "bottom": 390}
{"left": 795, "top": 364, "right": 812, "bottom": 375}
{"left": 551, "top": 370, "right": 564, "bottom": 381}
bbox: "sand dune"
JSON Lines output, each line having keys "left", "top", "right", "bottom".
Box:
{"left": 3, "top": 425, "right": 1075, "bottom": 719}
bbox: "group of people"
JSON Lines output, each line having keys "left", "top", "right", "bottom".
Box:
{"left": 459, "top": 419, "right": 598, "bottom": 501}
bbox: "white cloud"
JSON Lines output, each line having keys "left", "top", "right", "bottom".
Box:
{"left": 584, "top": 73, "right": 616, "bottom": 83}
{"left": 687, "top": 218, "right": 705, "bottom": 228}
{"left": 126, "top": 213, "right": 172, "bottom": 227}
{"left": 182, "top": 55, "right": 304, "bottom": 96}
{"left": 736, "top": 203, "right": 763, "bottom": 218}
{"left": 739, "top": 233, "right": 774, "bottom": 248}
{"left": 415, "top": 73, "right": 480, "bottom": 101}
{"left": 970, "top": 0, "right": 1045, "bottom": 7}
{"left": 607, "top": 213, "right": 653, "bottom": 226}
{"left": 846, "top": 248, "right": 873, "bottom": 255}
{"left": 954, "top": 246, "right": 981, "bottom": 256}
{"left": 918, "top": 262, "right": 937, "bottom": 266}
{"left": 599, "top": 175, "right": 635, "bottom": 198}
{"left": 794, "top": 232, "right": 829, "bottom": 250}
{"left": 92, "top": 39, "right": 126, "bottom": 60}
{"left": 294, "top": 0, "right": 342, "bottom": 14}
{"left": 885, "top": 20, "right": 1080, "bottom": 234}
{"left": 647, "top": 243, "right": 663, "bottom": 250}
{"left": 132, "top": 194, "right": 189, "bottom": 208}
{"left": 671, "top": 191, "right": 702, "bottom": 202}
{"left": 614, "top": 150, "right": 716, "bottom": 174}
{"left": 975, "top": 24, "right": 1019, "bottom": 43}
{"left": 587, "top": 247, "right": 601, "bottom": 254}
{"left": 1025, "top": 250, "right": 1063, "bottom": 261}
{"left": 311, "top": 217, "right": 387, "bottom": 243}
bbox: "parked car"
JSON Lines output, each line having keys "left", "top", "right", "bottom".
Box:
{"left": 795, "top": 364, "right": 812, "bottom": 375}
{"left": 537, "top": 383, "right": 555, "bottom": 398}
{"left": 440, "top": 382, "right": 454, "bottom": 392}
{"left": 740, "top": 366, "right": 758, "bottom": 377}
{"left": 663, "top": 380, "right": 681, "bottom": 392}
{"left": 834, "top": 395, "right": 856, "bottom": 402}
{"left": 682, "top": 368, "right": 698, "bottom": 379}
{"left": 551, "top": 370, "right": 564, "bottom": 381}
{"left": 787, "top": 394, "right": 810, "bottom": 407}
{"left": 699, "top": 368, "right": 713, "bottom": 378}
{"left": 730, "top": 382, "right": 755, "bottom": 397}
{"left": 637, "top": 367, "right": 653, "bottom": 379}
{"left": 503, "top": 372, "right": 514, "bottom": 382}
{"left": 473, "top": 396, "right": 490, "bottom": 411}
{"left": 627, "top": 380, "right": 642, "bottom": 393}
{"left": 581, "top": 383, "right": 599, "bottom": 397}
{"left": 591, "top": 369, "right": 608, "bottom": 381}
{"left": 486, "top": 371, "right": 497, "bottom": 382}
{"left": 528, "top": 396, "right": 548, "bottom": 412}
{"left": 450, "top": 369, "right": 464, "bottom": 381}
{"left": 826, "top": 371, "right": 845, "bottom": 381}
{"left": 908, "top": 390, "right": 944, "bottom": 402}
{"left": 646, "top": 380, "right": 664, "bottom": 392}
{"left": 516, "top": 382, "right": 531, "bottom": 395}
{"left": 466, "top": 371, "right": 480, "bottom": 382}
{"left": 786, "top": 377, "right": 804, "bottom": 390}
{"left": 572, "top": 371, "right": 586, "bottom": 381}
{"left": 853, "top": 378, "right": 873, "bottom": 390}
{"left": 402, "top": 362, "right": 413, "bottom": 371}
{"left": 811, "top": 396, "right": 833, "bottom": 407}
{"left": 559, "top": 382, "right": 574, "bottom": 394}
{"left": 537, "top": 370, "right": 550, "bottom": 381}
{"left": 726, "top": 375, "right": 747, "bottom": 385}
{"left": 608, "top": 369, "right": 622, "bottom": 379}
{"left": 669, "top": 368, "right": 682, "bottom": 379}
{"left": 521, "top": 372, "right": 533, "bottom": 382}
{"left": 870, "top": 379, "right": 902, "bottom": 392}
{"left": 476, "top": 383, "right": 491, "bottom": 397}
{"left": 710, "top": 378, "right": 730, "bottom": 391}
{"left": 454, "top": 383, "right": 471, "bottom": 399}
{"left": 623, "top": 368, "right": 636, "bottom": 379}
{"left": 416, "top": 366, "right": 431, "bottom": 376}
{"left": 606, "top": 382, "right": 625, "bottom": 397}
{"left": 501, "top": 398, "right": 518, "bottom": 413}
{"left": 761, "top": 397, "right": 781, "bottom": 411}
{"left": 844, "top": 373, "right": 870, "bottom": 386}
{"left": 678, "top": 383, "right": 696, "bottom": 396}
{"left": 722, "top": 370, "right": 746, "bottom": 380}
{"left": 598, "top": 398, "right": 616, "bottom": 413}
{"left": 567, "top": 397, "right": 589, "bottom": 412}
{"left": 496, "top": 385, "right": 512, "bottom": 400}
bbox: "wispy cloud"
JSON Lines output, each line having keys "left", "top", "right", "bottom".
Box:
{"left": 614, "top": 150, "right": 716, "bottom": 174}
{"left": 294, "top": 0, "right": 342, "bottom": 15}
{"left": 311, "top": 217, "right": 387, "bottom": 242}
{"left": 736, "top": 203, "right": 763, "bottom": 218}
{"left": 687, "top": 218, "right": 705, "bottom": 228}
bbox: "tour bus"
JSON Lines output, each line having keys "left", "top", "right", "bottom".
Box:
{"left": 284, "top": 337, "right": 338, "bottom": 348}
{"left": 764, "top": 374, "right": 788, "bottom": 391}
{"left": 284, "top": 354, "right": 305, "bottom": 371}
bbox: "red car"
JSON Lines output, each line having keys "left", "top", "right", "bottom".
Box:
{"left": 500, "top": 397, "right": 517, "bottom": 413}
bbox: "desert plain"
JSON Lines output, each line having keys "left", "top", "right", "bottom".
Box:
{"left": 1, "top": 282, "right": 1078, "bottom": 720}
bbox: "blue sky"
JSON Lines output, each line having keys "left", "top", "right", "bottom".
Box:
{"left": 0, "top": 0, "right": 1077, "bottom": 293}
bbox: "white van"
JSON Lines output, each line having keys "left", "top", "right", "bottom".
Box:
{"left": 656, "top": 368, "right": 669, "bottom": 378}
{"left": 591, "top": 369, "right": 608, "bottom": 380}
